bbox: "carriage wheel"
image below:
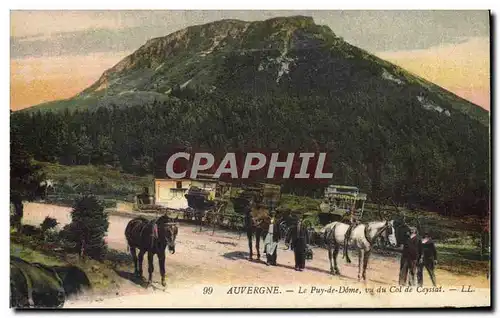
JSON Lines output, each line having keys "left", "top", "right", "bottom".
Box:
{"left": 183, "top": 208, "right": 193, "bottom": 221}
{"left": 206, "top": 210, "right": 215, "bottom": 224}
{"left": 228, "top": 216, "right": 237, "bottom": 231}
{"left": 236, "top": 217, "right": 244, "bottom": 239}
{"left": 194, "top": 210, "right": 205, "bottom": 232}
{"left": 217, "top": 214, "right": 225, "bottom": 226}
{"left": 211, "top": 212, "right": 220, "bottom": 235}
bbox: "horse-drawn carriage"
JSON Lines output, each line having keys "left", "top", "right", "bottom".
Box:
{"left": 184, "top": 182, "right": 234, "bottom": 231}
{"left": 133, "top": 187, "right": 169, "bottom": 214}
{"left": 229, "top": 183, "right": 281, "bottom": 212}
{"left": 318, "top": 185, "right": 367, "bottom": 225}
{"left": 184, "top": 179, "right": 282, "bottom": 234}
{"left": 132, "top": 173, "right": 282, "bottom": 235}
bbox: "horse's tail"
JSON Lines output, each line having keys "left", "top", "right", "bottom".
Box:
{"left": 322, "top": 227, "right": 329, "bottom": 247}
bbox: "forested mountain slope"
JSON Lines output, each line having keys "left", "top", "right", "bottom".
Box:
{"left": 13, "top": 16, "right": 490, "bottom": 216}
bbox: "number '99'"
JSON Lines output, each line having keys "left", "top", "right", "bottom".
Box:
{"left": 203, "top": 287, "right": 213, "bottom": 295}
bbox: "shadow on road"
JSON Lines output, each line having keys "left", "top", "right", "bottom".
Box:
{"left": 276, "top": 262, "right": 339, "bottom": 277}
{"left": 53, "top": 265, "right": 92, "bottom": 297}
{"left": 106, "top": 249, "right": 133, "bottom": 265}
{"left": 222, "top": 251, "right": 249, "bottom": 260}
{"left": 215, "top": 240, "right": 238, "bottom": 247}
{"left": 113, "top": 269, "right": 148, "bottom": 288}
{"left": 222, "top": 251, "right": 268, "bottom": 265}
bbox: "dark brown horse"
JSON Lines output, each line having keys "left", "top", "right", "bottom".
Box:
{"left": 232, "top": 195, "right": 271, "bottom": 260}
{"left": 125, "top": 214, "right": 178, "bottom": 287}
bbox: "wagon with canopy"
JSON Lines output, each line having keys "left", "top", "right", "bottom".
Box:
{"left": 204, "top": 182, "right": 282, "bottom": 234}
{"left": 318, "top": 185, "right": 367, "bottom": 225}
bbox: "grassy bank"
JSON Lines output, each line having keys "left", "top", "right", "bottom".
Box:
{"left": 39, "top": 161, "right": 153, "bottom": 199}
{"left": 38, "top": 161, "right": 153, "bottom": 207}
{"left": 11, "top": 230, "right": 135, "bottom": 295}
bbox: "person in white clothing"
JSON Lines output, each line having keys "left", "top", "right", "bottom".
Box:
{"left": 264, "top": 211, "right": 279, "bottom": 266}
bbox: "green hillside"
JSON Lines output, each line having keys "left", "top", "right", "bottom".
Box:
{"left": 12, "top": 16, "right": 490, "bottom": 217}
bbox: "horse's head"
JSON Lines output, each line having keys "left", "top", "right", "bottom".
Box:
{"left": 382, "top": 220, "right": 398, "bottom": 247}
{"left": 158, "top": 215, "right": 178, "bottom": 254}
{"left": 389, "top": 218, "right": 411, "bottom": 246}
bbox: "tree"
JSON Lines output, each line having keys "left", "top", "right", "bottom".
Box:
{"left": 10, "top": 120, "right": 46, "bottom": 230}
{"left": 67, "top": 195, "right": 109, "bottom": 260}
{"left": 75, "top": 129, "right": 93, "bottom": 165}
{"left": 9, "top": 89, "right": 489, "bottom": 217}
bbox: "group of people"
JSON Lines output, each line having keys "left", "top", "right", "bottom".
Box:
{"left": 263, "top": 213, "right": 311, "bottom": 271}
{"left": 263, "top": 209, "right": 438, "bottom": 287}
{"left": 399, "top": 226, "right": 438, "bottom": 287}
{"left": 344, "top": 209, "right": 438, "bottom": 287}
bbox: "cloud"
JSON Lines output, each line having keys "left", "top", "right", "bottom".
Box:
{"left": 10, "top": 10, "right": 490, "bottom": 58}
{"left": 10, "top": 11, "right": 131, "bottom": 37}
{"left": 10, "top": 11, "right": 490, "bottom": 110}
{"left": 316, "top": 10, "right": 489, "bottom": 52}
{"left": 11, "top": 27, "right": 146, "bottom": 58}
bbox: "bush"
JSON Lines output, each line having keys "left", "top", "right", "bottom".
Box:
{"left": 67, "top": 195, "right": 109, "bottom": 260}
{"left": 58, "top": 224, "right": 78, "bottom": 251}
{"left": 20, "top": 224, "right": 42, "bottom": 237}
{"left": 40, "top": 216, "right": 58, "bottom": 233}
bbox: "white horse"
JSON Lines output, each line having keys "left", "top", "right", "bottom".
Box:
{"left": 320, "top": 220, "right": 398, "bottom": 281}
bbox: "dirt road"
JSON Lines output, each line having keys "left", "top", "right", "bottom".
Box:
{"left": 21, "top": 203, "right": 490, "bottom": 308}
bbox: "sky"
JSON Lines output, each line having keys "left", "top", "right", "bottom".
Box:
{"left": 10, "top": 10, "right": 491, "bottom": 111}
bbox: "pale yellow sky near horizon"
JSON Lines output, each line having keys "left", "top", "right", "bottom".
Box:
{"left": 10, "top": 11, "right": 490, "bottom": 111}
{"left": 379, "top": 37, "right": 490, "bottom": 110}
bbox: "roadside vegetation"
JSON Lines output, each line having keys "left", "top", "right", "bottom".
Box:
{"left": 11, "top": 228, "right": 134, "bottom": 296}
{"left": 10, "top": 194, "right": 135, "bottom": 296}
{"left": 37, "top": 161, "right": 152, "bottom": 208}
{"left": 35, "top": 162, "right": 489, "bottom": 277}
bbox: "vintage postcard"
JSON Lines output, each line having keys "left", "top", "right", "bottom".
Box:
{"left": 9, "top": 10, "right": 491, "bottom": 309}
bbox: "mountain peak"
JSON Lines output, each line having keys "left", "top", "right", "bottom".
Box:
{"left": 25, "top": 16, "right": 488, "bottom": 127}
{"left": 264, "top": 15, "right": 315, "bottom": 27}
{"left": 81, "top": 15, "right": 327, "bottom": 96}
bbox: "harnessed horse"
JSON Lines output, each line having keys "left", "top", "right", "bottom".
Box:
{"left": 232, "top": 195, "right": 271, "bottom": 260}
{"left": 125, "top": 214, "right": 178, "bottom": 287}
{"left": 321, "top": 220, "right": 398, "bottom": 281}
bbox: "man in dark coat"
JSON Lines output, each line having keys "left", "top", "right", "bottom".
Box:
{"left": 417, "top": 233, "right": 438, "bottom": 287}
{"left": 343, "top": 208, "right": 359, "bottom": 263}
{"left": 287, "top": 214, "right": 309, "bottom": 271}
{"left": 399, "top": 227, "right": 422, "bottom": 286}
{"left": 137, "top": 187, "right": 151, "bottom": 205}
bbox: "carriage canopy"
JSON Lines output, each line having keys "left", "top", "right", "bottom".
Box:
{"left": 319, "top": 185, "right": 367, "bottom": 224}
{"left": 229, "top": 183, "right": 281, "bottom": 209}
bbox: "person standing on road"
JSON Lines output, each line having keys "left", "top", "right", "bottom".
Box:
{"left": 417, "top": 233, "right": 438, "bottom": 287}
{"left": 137, "top": 187, "right": 151, "bottom": 205}
{"left": 343, "top": 208, "right": 359, "bottom": 263}
{"left": 287, "top": 214, "right": 309, "bottom": 271}
{"left": 264, "top": 211, "right": 280, "bottom": 266}
{"left": 399, "top": 226, "right": 422, "bottom": 286}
